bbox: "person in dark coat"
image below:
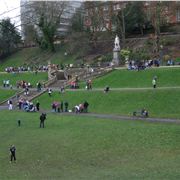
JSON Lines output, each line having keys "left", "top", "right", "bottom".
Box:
{"left": 64, "top": 101, "right": 69, "bottom": 112}
{"left": 60, "top": 101, "right": 63, "bottom": 112}
{"left": 83, "top": 101, "right": 89, "bottom": 113}
{"left": 36, "top": 101, "right": 40, "bottom": 111}
{"left": 9, "top": 145, "right": 16, "bottom": 162}
{"left": 104, "top": 86, "right": 110, "bottom": 93}
{"left": 40, "top": 113, "right": 46, "bottom": 128}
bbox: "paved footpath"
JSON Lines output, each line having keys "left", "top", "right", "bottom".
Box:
{"left": 59, "top": 112, "right": 180, "bottom": 124}
{"left": 0, "top": 106, "right": 179, "bottom": 124}
{"left": 39, "top": 110, "right": 180, "bottom": 124}
{"left": 1, "top": 86, "right": 180, "bottom": 92}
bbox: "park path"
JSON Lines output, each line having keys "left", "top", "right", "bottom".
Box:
{"left": 1, "top": 86, "right": 180, "bottom": 92}
{"left": 0, "top": 106, "right": 179, "bottom": 124}
{"left": 46, "top": 111, "right": 180, "bottom": 124}
{"left": 37, "top": 110, "right": 180, "bottom": 124}
{"left": 63, "top": 86, "right": 180, "bottom": 92}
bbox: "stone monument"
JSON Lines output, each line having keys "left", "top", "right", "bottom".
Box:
{"left": 112, "top": 35, "right": 120, "bottom": 66}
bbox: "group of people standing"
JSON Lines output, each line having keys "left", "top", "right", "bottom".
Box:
{"left": 51, "top": 101, "right": 69, "bottom": 113}
{"left": 74, "top": 101, "right": 89, "bottom": 113}
{"left": 17, "top": 99, "right": 40, "bottom": 112}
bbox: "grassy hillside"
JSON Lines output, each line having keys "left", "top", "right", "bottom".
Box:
{"left": 35, "top": 89, "right": 180, "bottom": 119}
{"left": 0, "top": 111, "right": 180, "bottom": 179}
{"left": 80, "top": 68, "right": 180, "bottom": 88}
{"left": 48, "top": 45, "right": 77, "bottom": 65}
{"left": 0, "top": 89, "right": 18, "bottom": 102}
{"left": 0, "top": 48, "right": 42, "bottom": 71}
{"left": 0, "top": 72, "right": 48, "bottom": 87}
{"left": 0, "top": 46, "right": 76, "bottom": 71}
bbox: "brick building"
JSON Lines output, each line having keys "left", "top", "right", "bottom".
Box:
{"left": 84, "top": 1, "right": 180, "bottom": 32}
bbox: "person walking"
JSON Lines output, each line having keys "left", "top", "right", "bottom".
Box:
{"left": 39, "top": 113, "right": 46, "bottom": 128}
{"left": 3, "top": 80, "right": 6, "bottom": 88}
{"left": 152, "top": 78, "right": 156, "bottom": 88}
{"left": 9, "top": 145, "right": 16, "bottom": 162}
{"left": 48, "top": 88, "right": 52, "bottom": 97}
{"left": 37, "top": 82, "right": 41, "bottom": 92}
{"left": 8, "top": 100, "right": 13, "bottom": 110}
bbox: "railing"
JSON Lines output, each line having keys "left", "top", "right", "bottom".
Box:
{"left": 0, "top": 89, "right": 25, "bottom": 106}
{"left": 43, "top": 77, "right": 57, "bottom": 88}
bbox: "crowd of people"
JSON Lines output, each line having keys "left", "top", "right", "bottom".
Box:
{"left": 16, "top": 80, "right": 32, "bottom": 89}
{"left": 127, "top": 59, "right": 160, "bottom": 71}
{"left": 5, "top": 65, "right": 49, "bottom": 73}
{"left": 17, "top": 99, "right": 39, "bottom": 112}
{"left": 5, "top": 66, "right": 29, "bottom": 73}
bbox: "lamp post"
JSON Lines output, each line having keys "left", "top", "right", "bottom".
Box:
{"left": 160, "top": 44, "right": 163, "bottom": 65}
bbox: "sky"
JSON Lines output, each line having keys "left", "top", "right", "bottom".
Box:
{"left": 0, "top": 0, "right": 21, "bottom": 27}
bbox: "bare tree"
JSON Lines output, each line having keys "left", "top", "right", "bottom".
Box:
{"left": 31, "top": 1, "right": 68, "bottom": 51}
{"left": 147, "top": 1, "right": 172, "bottom": 53}
{"left": 84, "top": 2, "right": 108, "bottom": 48}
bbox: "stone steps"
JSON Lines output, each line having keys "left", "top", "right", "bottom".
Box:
{"left": 1, "top": 89, "right": 46, "bottom": 109}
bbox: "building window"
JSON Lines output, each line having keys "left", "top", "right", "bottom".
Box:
{"left": 177, "top": 8, "right": 180, "bottom": 22}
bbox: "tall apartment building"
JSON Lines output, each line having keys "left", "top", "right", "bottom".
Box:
{"left": 20, "top": 0, "right": 82, "bottom": 40}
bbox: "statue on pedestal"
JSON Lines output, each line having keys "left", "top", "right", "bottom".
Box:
{"left": 111, "top": 35, "right": 121, "bottom": 66}
{"left": 114, "top": 35, "right": 120, "bottom": 51}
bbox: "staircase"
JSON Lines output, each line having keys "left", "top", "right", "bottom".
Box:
{"left": 48, "top": 66, "right": 113, "bottom": 88}
{"left": 0, "top": 89, "right": 46, "bottom": 109}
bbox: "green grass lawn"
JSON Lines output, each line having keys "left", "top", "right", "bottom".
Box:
{"left": 78, "top": 68, "right": 180, "bottom": 88}
{"left": 0, "top": 72, "right": 48, "bottom": 87}
{"left": 0, "top": 111, "right": 179, "bottom": 179}
{"left": 0, "top": 89, "right": 18, "bottom": 102}
{"left": 35, "top": 89, "right": 180, "bottom": 119}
